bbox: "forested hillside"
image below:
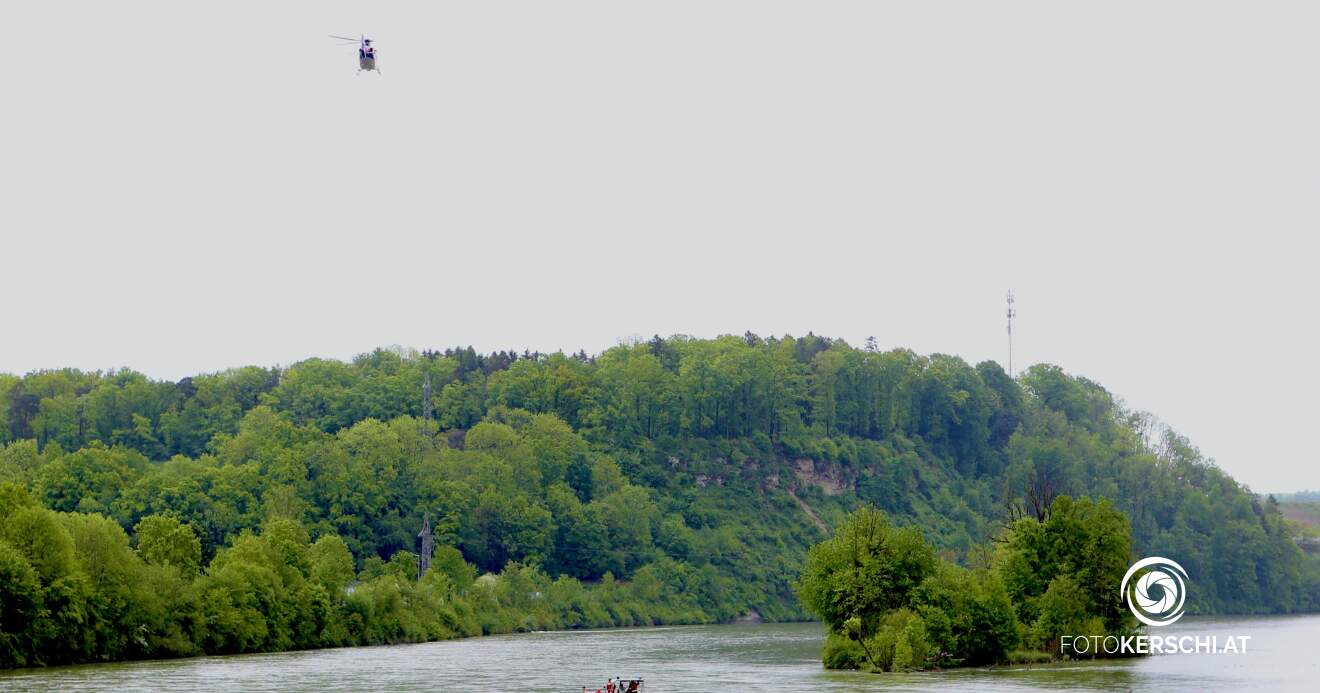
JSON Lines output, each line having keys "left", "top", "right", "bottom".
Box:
{"left": 2, "top": 334, "right": 1316, "bottom": 666}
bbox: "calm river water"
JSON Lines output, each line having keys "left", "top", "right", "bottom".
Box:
{"left": 2, "top": 615, "right": 1317, "bottom": 692}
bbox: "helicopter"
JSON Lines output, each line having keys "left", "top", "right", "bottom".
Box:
{"left": 330, "top": 34, "right": 379, "bottom": 74}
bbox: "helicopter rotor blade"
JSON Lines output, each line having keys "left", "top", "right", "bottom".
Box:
{"left": 328, "top": 35, "right": 358, "bottom": 41}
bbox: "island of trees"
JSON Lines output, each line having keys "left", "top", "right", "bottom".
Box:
{"left": 797, "top": 498, "right": 1134, "bottom": 670}
{"left": 1, "top": 334, "right": 1315, "bottom": 668}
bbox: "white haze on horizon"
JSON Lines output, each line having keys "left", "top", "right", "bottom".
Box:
{"left": 2, "top": 1, "right": 1317, "bottom": 492}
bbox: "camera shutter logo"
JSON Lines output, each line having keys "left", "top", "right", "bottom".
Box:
{"left": 1120, "top": 556, "right": 1188, "bottom": 627}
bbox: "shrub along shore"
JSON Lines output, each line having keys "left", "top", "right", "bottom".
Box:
{"left": 0, "top": 482, "right": 723, "bottom": 668}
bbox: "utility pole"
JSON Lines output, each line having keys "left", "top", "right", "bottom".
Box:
{"left": 418, "top": 512, "right": 434, "bottom": 580}
{"left": 422, "top": 372, "right": 433, "bottom": 438}
{"left": 1006, "top": 290, "right": 1017, "bottom": 377}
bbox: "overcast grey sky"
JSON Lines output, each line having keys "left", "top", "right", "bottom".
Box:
{"left": 3, "top": 2, "right": 1317, "bottom": 491}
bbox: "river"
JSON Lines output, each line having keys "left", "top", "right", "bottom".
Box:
{"left": 2, "top": 615, "right": 1317, "bottom": 691}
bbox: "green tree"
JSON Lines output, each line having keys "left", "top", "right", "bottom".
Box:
{"left": 795, "top": 507, "right": 936, "bottom": 667}
{"left": 136, "top": 515, "right": 202, "bottom": 578}
{"left": 996, "top": 495, "right": 1135, "bottom": 645}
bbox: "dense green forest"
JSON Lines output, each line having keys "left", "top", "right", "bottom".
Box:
{"left": 1, "top": 334, "right": 1317, "bottom": 667}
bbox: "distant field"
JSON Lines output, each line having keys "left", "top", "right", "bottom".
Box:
{"left": 1280, "top": 501, "right": 1320, "bottom": 531}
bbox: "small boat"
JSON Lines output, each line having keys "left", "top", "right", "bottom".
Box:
{"left": 581, "top": 678, "right": 643, "bottom": 693}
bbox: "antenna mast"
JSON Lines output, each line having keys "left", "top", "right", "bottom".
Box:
{"left": 1006, "top": 290, "right": 1017, "bottom": 377}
